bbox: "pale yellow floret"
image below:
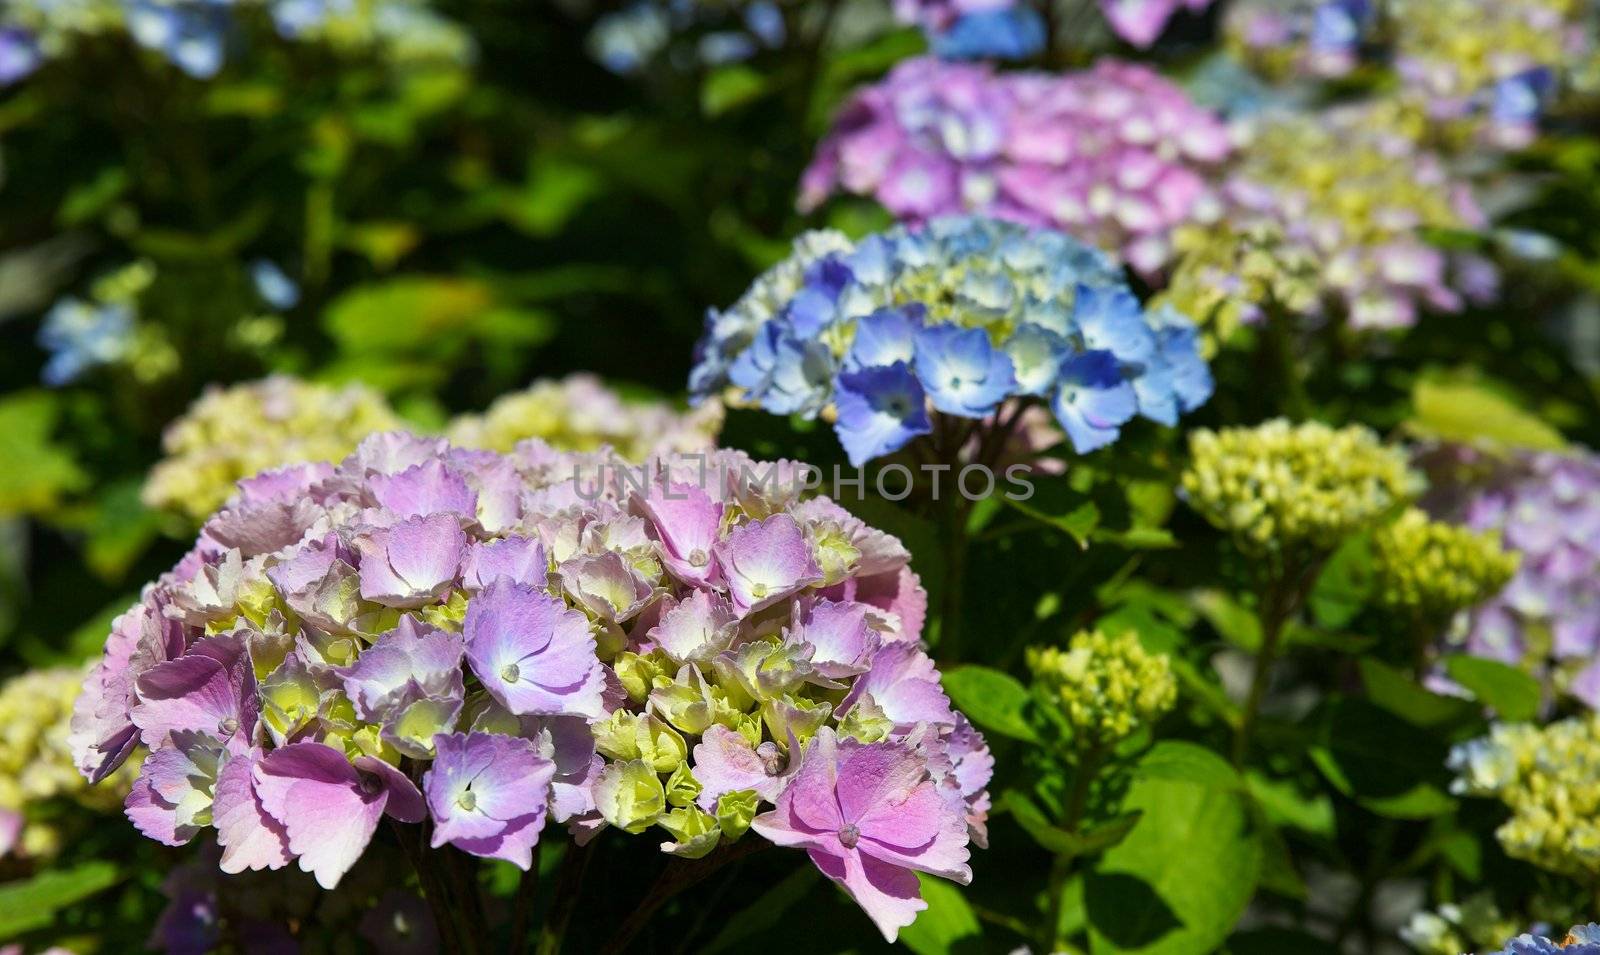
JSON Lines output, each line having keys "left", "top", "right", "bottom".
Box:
{"left": 143, "top": 375, "right": 403, "bottom": 522}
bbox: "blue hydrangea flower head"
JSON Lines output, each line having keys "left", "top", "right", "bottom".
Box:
{"left": 692, "top": 216, "right": 1212, "bottom": 465}
{"left": 847, "top": 307, "right": 922, "bottom": 371}
{"left": 1492, "top": 925, "right": 1600, "bottom": 955}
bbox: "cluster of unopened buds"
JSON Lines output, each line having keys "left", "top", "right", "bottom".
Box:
{"left": 1181, "top": 419, "right": 1420, "bottom": 561}
{"left": 1450, "top": 717, "right": 1600, "bottom": 881}
{"left": 74, "top": 431, "right": 991, "bottom": 940}
{"left": 801, "top": 58, "right": 1232, "bottom": 275}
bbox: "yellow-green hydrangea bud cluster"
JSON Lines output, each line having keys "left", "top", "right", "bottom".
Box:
{"left": 1450, "top": 716, "right": 1600, "bottom": 878}
{"left": 444, "top": 373, "right": 723, "bottom": 460}
{"left": 1181, "top": 419, "right": 1420, "bottom": 557}
{"left": 1371, "top": 507, "right": 1519, "bottom": 618}
{"left": 143, "top": 375, "right": 404, "bottom": 522}
{"left": 0, "top": 664, "right": 139, "bottom": 858}
{"left": 1026, "top": 631, "right": 1177, "bottom": 745}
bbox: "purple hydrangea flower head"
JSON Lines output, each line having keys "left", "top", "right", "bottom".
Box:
{"left": 695, "top": 216, "right": 1209, "bottom": 466}
{"left": 802, "top": 58, "right": 1230, "bottom": 275}
{"left": 423, "top": 732, "right": 557, "bottom": 868}
{"left": 1425, "top": 447, "right": 1600, "bottom": 707}
{"left": 79, "top": 436, "right": 988, "bottom": 937}
{"left": 751, "top": 728, "right": 972, "bottom": 941}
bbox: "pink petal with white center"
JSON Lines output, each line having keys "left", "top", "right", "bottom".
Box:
{"left": 714, "top": 514, "right": 824, "bottom": 615}
{"left": 464, "top": 580, "right": 607, "bottom": 719}
{"left": 692, "top": 724, "right": 795, "bottom": 811}
{"left": 635, "top": 482, "right": 724, "bottom": 586}
{"left": 461, "top": 536, "right": 548, "bottom": 591}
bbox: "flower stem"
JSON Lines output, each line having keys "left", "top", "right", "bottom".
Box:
{"left": 1041, "top": 743, "right": 1105, "bottom": 952}
{"left": 536, "top": 840, "right": 596, "bottom": 955}
{"left": 1231, "top": 562, "right": 1317, "bottom": 766}
{"left": 394, "top": 822, "right": 482, "bottom": 955}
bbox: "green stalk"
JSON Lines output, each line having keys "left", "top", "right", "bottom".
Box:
{"left": 1040, "top": 742, "right": 1105, "bottom": 952}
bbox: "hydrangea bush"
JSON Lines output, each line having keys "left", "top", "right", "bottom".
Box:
{"left": 74, "top": 432, "right": 990, "bottom": 942}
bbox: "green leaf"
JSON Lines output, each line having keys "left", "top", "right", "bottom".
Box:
{"left": 1406, "top": 378, "right": 1566, "bottom": 452}
{"left": 1005, "top": 496, "right": 1099, "bottom": 547}
{"left": 0, "top": 861, "right": 121, "bottom": 936}
{"left": 57, "top": 167, "right": 129, "bottom": 227}
{"left": 701, "top": 65, "right": 770, "bottom": 117}
{"left": 1134, "top": 741, "right": 1243, "bottom": 791}
{"left": 0, "top": 392, "right": 88, "bottom": 517}
{"left": 1308, "top": 536, "right": 1373, "bottom": 629}
{"left": 1087, "top": 746, "right": 1261, "bottom": 955}
{"left": 1003, "top": 791, "right": 1140, "bottom": 858}
{"left": 900, "top": 874, "right": 982, "bottom": 955}
{"left": 942, "top": 666, "right": 1038, "bottom": 742}
{"left": 1358, "top": 658, "right": 1477, "bottom": 729}
{"left": 1190, "top": 590, "right": 1261, "bottom": 652}
{"left": 1443, "top": 655, "right": 1542, "bottom": 722}
{"left": 1245, "top": 773, "right": 1333, "bottom": 839}
{"left": 1308, "top": 698, "right": 1456, "bottom": 820}
{"left": 503, "top": 158, "right": 605, "bottom": 237}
